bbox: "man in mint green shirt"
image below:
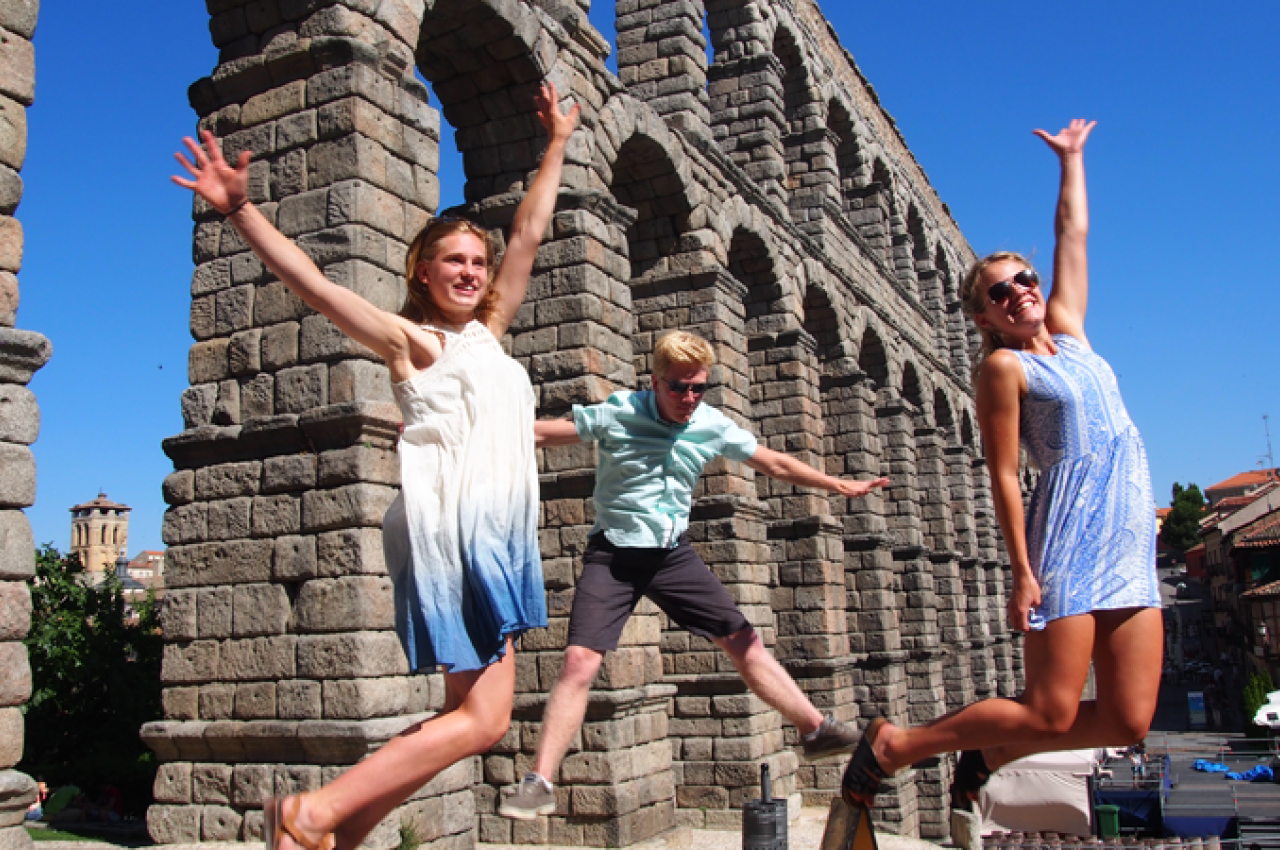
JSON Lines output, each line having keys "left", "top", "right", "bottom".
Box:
{"left": 500, "top": 331, "right": 889, "bottom": 819}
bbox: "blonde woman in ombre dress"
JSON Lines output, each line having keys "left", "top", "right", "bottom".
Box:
{"left": 173, "top": 83, "right": 579, "bottom": 850}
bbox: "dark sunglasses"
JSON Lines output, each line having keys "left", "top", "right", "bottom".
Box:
{"left": 987, "top": 268, "right": 1040, "bottom": 305}
{"left": 661, "top": 378, "right": 709, "bottom": 396}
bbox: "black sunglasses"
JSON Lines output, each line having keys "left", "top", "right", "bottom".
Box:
{"left": 661, "top": 378, "right": 709, "bottom": 396}
{"left": 987, "top": 268, "right": 1040, "bottom": 305}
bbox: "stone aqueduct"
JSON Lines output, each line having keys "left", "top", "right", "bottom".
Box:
{"left": 0, "top": 0, "right": 1028, "bottom": 847}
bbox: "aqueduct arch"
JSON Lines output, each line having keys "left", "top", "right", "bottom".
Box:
{"left": 136, "top": 0, "right": 1020, "bottom": 845}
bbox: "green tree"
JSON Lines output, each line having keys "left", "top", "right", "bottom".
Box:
{"left": 1242, "top": 669, "right": 1276, "bottom": 737}
{"left": 20, "top": 545, "right": 163, "bottom": 814}
{"left": 1161, "top": 482, "right": 1207, "bottom": 552}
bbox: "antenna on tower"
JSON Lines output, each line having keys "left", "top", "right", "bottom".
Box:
{"left": 1263, "top": 414, "right": 1275, "bottom": 470}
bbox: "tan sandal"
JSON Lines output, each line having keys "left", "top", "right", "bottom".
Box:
{"left": 265, "top": 795, "right": 335, "bottom": 850}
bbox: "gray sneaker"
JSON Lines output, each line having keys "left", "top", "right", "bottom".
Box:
{"left": 498, "top": 773, "right": 556, "bottom": 820}
{"left": 801, "top": 715, "right": 859, "bottom": 760}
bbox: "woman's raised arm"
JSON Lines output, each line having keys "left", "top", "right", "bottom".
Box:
{"left": 173, "top": 131, "right": 435, "bottom": 381}
{"left": 1035, "top": 118, "right": 1096, "bottom": 343}
{"left": 485, "top": 82, "right": 581, "bottom": 337}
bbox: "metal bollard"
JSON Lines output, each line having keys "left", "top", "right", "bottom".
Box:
{"left": 743, "top": 764, "right": 788, "bottom": 850}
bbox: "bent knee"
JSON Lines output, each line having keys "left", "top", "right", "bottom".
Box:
{"left": 561, "top": 646, "right": 605, "bottom": 685}
{"left": 459, "top": 706, "right": 512, "bottom": 754}
{"left": 1110, "top": 712, "right": 1151, "bottom": 746}
{"left": 1025, "top": 702, "right": 1080, "bottom": 737}
{"left": 716, "top": 627, "right": 759, "bottom": 657}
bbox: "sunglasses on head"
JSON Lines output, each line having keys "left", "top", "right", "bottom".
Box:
{"left": 987, "top": 268, "right": 1040, "bottom": 305}
{"left": 661, "top": 378, "right": 709, "bottom": 396}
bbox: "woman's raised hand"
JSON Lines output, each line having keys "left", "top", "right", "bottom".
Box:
{"left": 1033, "top": 118, "right": 1096, "bottom": 158}
{"left": 534, "top": 81, "right": 580, "bottom": 145}
{"left": 172, "top": 130, "right": 251, "bottom": 216}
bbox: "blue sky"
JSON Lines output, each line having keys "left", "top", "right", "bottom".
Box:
{"left": 19, "top": 1, "right": 1280, "bottom": 554}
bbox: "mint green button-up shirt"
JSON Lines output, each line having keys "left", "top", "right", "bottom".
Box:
{"left": 572, "top": 390, "right": 759, "bottom": 548}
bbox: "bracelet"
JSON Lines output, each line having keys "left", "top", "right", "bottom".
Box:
{"left": 222, "top": 198, "right": 249, "bottom": 217}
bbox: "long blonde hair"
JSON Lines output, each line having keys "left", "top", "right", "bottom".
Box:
{"left": 961, "top": 251, "right": 1032, "bottom": 380}
{"left": 399, "top": 217, "right": 500, "bottom": 326}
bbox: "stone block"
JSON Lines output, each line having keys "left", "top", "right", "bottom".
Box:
{"left": 195, "top": 460, "right": 262, "bottom": 499}
{"left": 197, "top": 586, "right": 234, "bottom": 639}
{"left": 296, "top": 631, "right": 408, "bottom": 679}
{"left": 163, "top": 470, "right": 196, "bottom": 506}
{"left": 301, "top": 483, "right": 397, "bottom": 532}
{"left": 273, "top": 534, "right": 318, "bottom": 580}
{"left": 0, "top": 97, "right": 26, "bottom": 173}
{"left": 218, "top": 635, "right": 298, "bottom": 681}
{"left": 317, "top": 527, "right": 386, "bottom": 576}
{"left": 0, "top": 271, "right": 16, "bottom": 326}
{"left": 189, "top": 338, "right": 231, "bottom": 384}
{"left": 262, "top": 453, "right": 318, "bottom": 492}
{"left": 230, "top": 328, "right": 263, "bottom": 376}
{"left": 181, "top": 384, "right": 217, "bottom": 429}
{"left": 161, "top": 640, "right": 221, "bottom": 685}
{"left": 0, "top": 709, "right": 20, "bottom": 769}
{"left": 278, "top": 679, "right": 322, "bottom": 720}
{"left": 165, "top": 539, "right": 273, "bottom": 587}
{"left": 262, "top": 321, "right": 301, "bottom": 370}
{"left": 147, "top": 804, "right": 201, "bottom": 844}
{"left": 153, "top": 762, "right": 193, "bottom": 804}
{"left": 0, "top": 643, "right": 29, "bottom": 706}
{"left": 299, "top": 314, "right": 377, "bottom": 362}
{"left": 321, "top": 677, "right": 412, "bottom": 719}
{"left": 0, "top": 385, "right": 37, "bottom": 444}
{"left": 0, "top": 512, "right": 31, "bottom": 580}
{"left": 275, "top": 363, "right": 328, "bottom": 413}
{"left": 234, "top": 682, "right": 278, "bottom": 719}
{"left": 231, "top": 763, "right": 273, "bottom": 808}
{"left": 0, "top": 444, "right": 34, "bottom": 508}
{"left": 252, "top": 493, "right": 302, "bottom": 536}
{"left": 294, "top": 575, "right": 394, "bottom": 632}
{"left": 232, "top": 583, "right": 291, "bottom": 637}
{"left": 317, "top": 445, "right": 399, "bottom": 487}
{"left": 160, "top": 590, "right": 199, "bottom": 641}
{"left": 0, "top": 583, "right": 27, "bottom": 642}
{"left": 201, "top": 804, "right": 243, "bottom": 841}
{"left": 162, "top": 687, "right": 199, "bottom": 721}
{"left": 328, "top": 358, "right": 393, "bottom": 404}
{"left": 193, "top": 763, "right": 233, "bottom": 804}
{"left": 0, "top": 328, "right": 49, "bottom": 385}
{"left": 0, "top": 2, "right": 38, "bottom": 38}
{"left": 207, "top": 497, "right": 252, "bottom": 540}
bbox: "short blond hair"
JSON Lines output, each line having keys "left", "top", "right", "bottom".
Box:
{"left": 653, "top": 330, "right": 716, "bottom": 377}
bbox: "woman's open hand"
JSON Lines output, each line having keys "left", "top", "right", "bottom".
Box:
{"left": 1033, "top": 118, "right": 1096, "bottom": 158}
{"left": 534, "top": 81, "right": 580, "bottom": 145}
{"left": 172, "top": 129, "right": 250, "bottom": 215}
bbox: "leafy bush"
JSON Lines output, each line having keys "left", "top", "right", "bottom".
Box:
{"left": 1242, "top": 669, "right": 1276, "bottom": 737}
{"left": 19, "top": 545, "right": 163, "bottom": 815}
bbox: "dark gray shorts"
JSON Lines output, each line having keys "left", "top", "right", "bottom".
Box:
{"left": 566, "top": 533, "right": 752, "bottom": 652}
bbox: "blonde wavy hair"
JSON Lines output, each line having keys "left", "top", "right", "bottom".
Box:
{"left": 960, "top": 250, "right": 1033, "bottom": 380}
{"left": 399, "top": 217, "right": 500, "bottom": 326}
{"left": 653, "top": 330, "right": 716, "bottom": 378}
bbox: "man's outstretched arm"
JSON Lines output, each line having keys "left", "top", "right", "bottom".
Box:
{"left": 744, "top": 446, "right": 889, "bottom": 498}
{"left": 534, "top": 418, "right": 582, "bottom": 448}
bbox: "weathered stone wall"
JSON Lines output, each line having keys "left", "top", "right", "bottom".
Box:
{"left": 0, "top": 0, "right": 49, "bottom": 846}
{"left": 144, "top": 0, "right": 1021, "bottom": 845}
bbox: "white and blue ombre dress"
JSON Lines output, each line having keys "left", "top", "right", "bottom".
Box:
{"left": 382, "top": 320, "right": 545, "bottom": 672}
{"left": 1012, "top": 334, "right": 1160, "bottom": 630}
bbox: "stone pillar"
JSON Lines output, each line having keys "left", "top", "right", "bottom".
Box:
{"left": 706, "top": 1, "right": 787, "bottom": 209}
{"left": 941, "top": 443, "right": 978, "bottom": 712}
{"left": 142, "top": 3, "right": 482, "bottom": 846}
{"left": 749, "top": 329, "right": 854, "bottom": 803}
{"left": 494, "top": 190, "right": 679, "bottom": 848}
{"left": 0, "top": 0, "right": 47, "bottom": 845}
{"left": 616, "top": 0, "right": 711, "bottom": 137}
{"left": 912, "top": 419, "right": 955, "bottom": 839}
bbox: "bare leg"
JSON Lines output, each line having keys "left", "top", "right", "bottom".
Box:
{"left": 279, "top": 638, "right": 517, "bottom": 850}
{"left": 873, "top": 608, "right": 1162, "bottom": 775}
{"left": 530, "top": 645, "right": 605, "bottom": 779}
{"left": 714, "top": 627, "right": 824, "bottom": 736}
{"left": 982, "top": 607, "right": 1163, "bottom": 768}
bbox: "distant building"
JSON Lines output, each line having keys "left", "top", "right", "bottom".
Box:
{"left": 69, "top": 492, "right": 131, "bottom": 580}
{"left": 127, "top": 550, "right": 165, "bottom": 589}
{"left": 1205, "top": 467, "right": 1280, "bottom": 507}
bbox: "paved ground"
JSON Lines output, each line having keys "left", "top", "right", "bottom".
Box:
{"left": 1148, "top": 731, "right": 1280, "bottom": 821}
{"left": 27, "top": 807, "right": 941, "bottom": 850}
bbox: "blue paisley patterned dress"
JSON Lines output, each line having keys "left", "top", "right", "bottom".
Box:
{"left": 381, "top": 321, "right": 546, "bottom": 672}
{"left": 1011, "top": 334, "right": 1160, "bottom": 630}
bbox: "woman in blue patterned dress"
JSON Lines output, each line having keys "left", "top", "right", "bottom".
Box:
{"left": 174, "top": 84, "right": 579, "bottom": 850}
{"left": 841, "top": 120, "right": 1164, "bottom": 807}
